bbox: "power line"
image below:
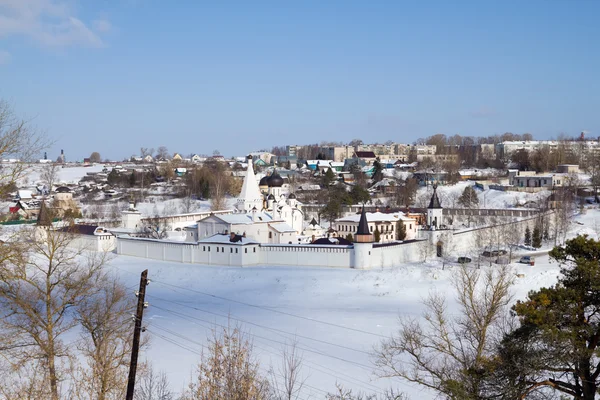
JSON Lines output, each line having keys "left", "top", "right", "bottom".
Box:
{"left": 145, "top": 277, "right": 389, "bottom": 339}
{"left": 146, "top": 329, "right": 317, "bottom": 400}
{"left": 148, "top": 302, "right": 373, "bottom": 372}
{"left": 150, "top": 309, "right": 385, "bottom": 396}
{"left": 146, "top": 293, "right": 372, "bottom": 356}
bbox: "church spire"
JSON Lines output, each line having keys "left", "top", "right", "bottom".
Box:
{"left": 428, "top": 184, "right": 442, "bottom": 209}
{"left": 236, "top": 155, "right": 264, "bottom": 213}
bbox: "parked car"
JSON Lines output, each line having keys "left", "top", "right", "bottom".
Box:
{"left": 482, "top": 250, "right": 507, "bottom": 257}
{"left": 519, "top": 256, "right": 534, "bottom": 264}
{"left": 457, "top": 257, "right": 472, "bottom": 264}
{"left": 495, "top": 256, "right": 510, "bottom": 265}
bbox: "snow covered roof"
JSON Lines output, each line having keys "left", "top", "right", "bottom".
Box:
{"left": 336, "top": 212, "right": 414, "bottom": 223}
{"left": 213, "top": 212, "right": 276, "bottom": 225}
{"left": 18, "top": 190, "right": 33, "bottom": 199}
{"left": 269, "top": 222, "right": 296, "bottom": 233}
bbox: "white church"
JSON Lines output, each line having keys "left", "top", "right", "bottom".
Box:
{"left": 194, "top": 156, "right": 304, "bottom": 244}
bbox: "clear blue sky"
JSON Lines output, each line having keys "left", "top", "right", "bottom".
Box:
{"left": 0, "top": 0, "right": 598, "bottom": 161}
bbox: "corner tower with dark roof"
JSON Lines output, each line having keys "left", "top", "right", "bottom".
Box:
{"left": 354, "top": 207, "right": 373, "bottom": 243}
{"left": 427, "top": 184, "right": 443, "bottom": 228}
{"left": 352, "top": 207, "right": 373, "bottom": 269}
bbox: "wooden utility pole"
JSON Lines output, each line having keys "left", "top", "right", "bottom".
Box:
{"left": 126, "top": 269, "right": 149, "bottom": 400}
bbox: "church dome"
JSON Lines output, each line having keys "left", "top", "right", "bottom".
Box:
{"left": 288, "top": 193, "right": 296, "bottom": 199}
{"left": 268, "top": 194, "right": 275, "bottom": 200}
{"left": 267, "top": 170, "right": 284, "bottom": 187}
{"left": 259, "top": 176, "right": 269, "bottom": 186}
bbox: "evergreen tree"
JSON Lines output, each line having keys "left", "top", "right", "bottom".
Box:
{"left": 524, "top": 226, "right": 531, "bottom": 247}
{"left": 398, "top": 222, "right": 407, "bottom": 241}
{"left": 492, "top": 235, "right": 600, "bottom": 399}
{"left": 374, "top": 226, "right": 381, "bottom": 242}
{"left": 532, "top": 225, "right": 542, "bottom": 248}
{"left": 322, "top": 168, "right": 336, "bottom": 186}
{"left": 350, "top": 184, "right": 370, "bottom": 205}
{"left": 107, "top": 169, "right": 119, "bottom": 186}
{"left": 372, "top": 159, "right": 384, "bottom": 183}
{"left": 543, "top": 225, "right": 550, "bottom": 242}
{"left": 129, "top": 171, "right": 136, "bottom": 187}
{"left": 345, "top": 233, "right": 354, "bottom": 242}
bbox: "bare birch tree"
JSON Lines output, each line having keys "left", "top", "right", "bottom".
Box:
{"left": 0, "top": 227, "right": 110, "bottom": 400}
{"left": 40, "top": 162, "right": 60, "bottom": 195}
{"left": 0, "top": 99, "right": 48, "bottom": 196}
{"left": 180, "top": 324, "right": 271, "bottom": 400}
{"left": 75, "top": 276, "right": 137, "bottom": 400}
{"left": 269, "top": 340, "right": 306, "bottom": 400}
{"left": 374, "top": 264, "right": 514, "bottom": 399}
{"left": 134, "top": 362, "right": 174, "bottom": 400}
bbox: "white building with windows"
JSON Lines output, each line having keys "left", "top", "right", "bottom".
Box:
{"left": 334, "top": 211, "right": 417, "bottom": 243}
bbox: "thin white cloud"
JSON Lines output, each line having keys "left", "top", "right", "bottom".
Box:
{"left": 0, "top": 0, "right": 108, "bottom": 47}
{"left": 0, "top": 50, "right": 11, "bottom": 64}
{"left": 92, "top": 18, "right": 112, "bottom": 33}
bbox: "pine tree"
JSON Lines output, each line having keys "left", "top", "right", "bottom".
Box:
{"left": 374, "top": 226, "right": 381, "bottom": 242}
{"left": 398, "top": 222, "right": 407, "bottom": 241}
{"left": 532, "top": 225, "right": 542, "bottom": 248}
{"left": 345, "top": 233, "right": 354, "bottom": 242}
{"left": 543, "top": 225, "right": 550, "bottom": 242}
{"left": 524, "top": 226, "right": 532, "bottom": 247}
{"left": 129, "top": 171, "right": 136, "bottom": 187}
{"left": 322, "top": 168, "right": 336, "bottom": 186}
{"left": 494, "top": 235, "right": 600, "bottom": 399}
{"left": 107, "top": 168, "right": 119, "bottom": 186}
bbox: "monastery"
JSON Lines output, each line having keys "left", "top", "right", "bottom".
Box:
{"left": 115, "top": 156, "right": 429, "bottom": 268}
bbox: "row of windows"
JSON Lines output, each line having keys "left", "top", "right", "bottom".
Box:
{"left": 264, "top": 247, "right": 349, "bottom": 253}
{"left": 201, "top": 246, "right": 256, "bottom": 254}
{"left": 338, "top": 224, "right": 397, "bottom": 233}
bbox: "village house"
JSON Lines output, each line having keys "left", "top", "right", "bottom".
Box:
{"left": 508, "top": 169, "right": 565, "bottom": 188}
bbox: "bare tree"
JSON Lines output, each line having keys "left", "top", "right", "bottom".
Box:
{"left": 374, "top": 264, "right": 513, "bottom": 399}
{"left": 156, "top": 146, "right": 169, "bottom": 160}
{"left": 269, "top": 340, "right": 306, "bottom": 400}
{"left": 89, "top": 151, "right": 102, "bottom": 163}
{"left": 206, "top": 159, "right": 230, "bottom": 211}
{"left": 180, "top": 324, "right": 271, "bottom": 400}
{"left": 40, "top": 162, "right": 60, "bottom": 195}
{"left": 0, "top": 99, "right": 48, "bottom": 196}
{"left": 179, "top": 188, "right": 198, "bottom": 214}
{"left": 0, "top": 226, "right": 110, "bottom": 400}
{"left": 75, "top": 276, "right": 136, "bottom": 400}
{"left": 325, "top": 384, "right": 407, "bottom": 400}
{"left": 140, "top": 147, "right": 155, "bottom": 159}
{"left": 135, "top": 362, "right": 174, "bottom": 400}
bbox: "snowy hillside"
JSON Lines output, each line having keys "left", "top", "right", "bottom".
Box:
{"left": 107, "top": 208, "right": 600, "bottom": 398}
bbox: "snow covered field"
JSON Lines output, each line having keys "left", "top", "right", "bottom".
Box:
{"left": 106, "top": 208, "right": 600, "bottom": 399}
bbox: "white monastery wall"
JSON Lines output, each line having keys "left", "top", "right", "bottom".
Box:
{"left": 259, "top": 244, "right": 352, "bottom": 268}
{"left": 369, "top": 241, "right": 425, "bottom": 267}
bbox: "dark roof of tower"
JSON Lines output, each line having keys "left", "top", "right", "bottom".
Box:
{"left": 356, "top": 207, "right": 370, "bottom": 235}
{"left": 267, "top": 169, "right": 284, "bottom": 187}
{"left": 428, "top": 187, "right": 442, "bottom": 209}
{"left": 55, "top": 186, "right": 71, "bottom": 193}
{"left": 288, "top": 193, "right": 296, "bottom": 199}
{"left": 309, "top": 217, "right": 318, "bottom": 226}
{"left": 268, "top": 194, "right": 275, "bottom": 200}
{"left": 259, "top": 176, "right": 269, "bottom": 186}
{"left": 37, "top": 201, "right": 52, "bottom": 226}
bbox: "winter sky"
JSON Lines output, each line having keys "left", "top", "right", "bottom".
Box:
{"left": 0, "top": 0, "right": 598, "bottom": 160}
